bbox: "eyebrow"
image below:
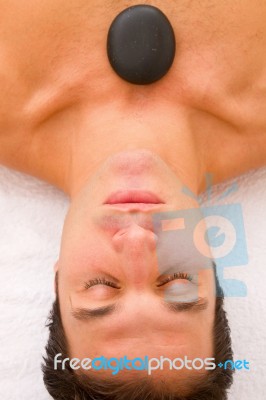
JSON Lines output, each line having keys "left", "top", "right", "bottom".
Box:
{"left": 71, "top": 304, "right": 117, "bottom": 321}
{"left": 71, "top": 297, "right": 208, "bottom": 322}
{"left": 162, "top": 297, "right": 209, "bottom": 313}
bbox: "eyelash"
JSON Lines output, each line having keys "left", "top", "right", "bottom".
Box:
{"left": 84, "top": 278, "right": 119, "bottom": 289}
{"left": 84, "top": 272, "right": 193, "bottom": 289}
{"left": 157, "top": 272, "right": 193, "bottom": 287}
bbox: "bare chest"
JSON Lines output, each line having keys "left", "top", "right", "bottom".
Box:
{"left": 1, "top": 0, "right": 266, "bottom": 182}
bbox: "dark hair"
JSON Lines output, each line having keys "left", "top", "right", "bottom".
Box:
{"left": 42, "top": 271, "right": 234, "bottom": 399}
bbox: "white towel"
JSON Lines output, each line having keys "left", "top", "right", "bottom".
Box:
{"left": 0, "top": 166, "right": 265, "bottom": 399}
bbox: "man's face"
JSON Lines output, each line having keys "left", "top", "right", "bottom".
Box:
{"left": 57, "top": 150, "right": 216, "bottom": 385}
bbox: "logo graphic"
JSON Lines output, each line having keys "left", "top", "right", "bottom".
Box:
{"left": 217, "top": 360, "right": 250, "bottom": 371}
{"left": 54, "top": 354, "right": 250, "bottom": 375}
{"left": 153, "top": 174, "right": 248, "bottom": 298}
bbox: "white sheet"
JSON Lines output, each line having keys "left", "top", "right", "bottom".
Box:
{"left": 0, "top": 166, "right": 265, "bottom": 399}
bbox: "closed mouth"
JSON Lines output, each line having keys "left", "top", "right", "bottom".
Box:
{"left": 104, "top": 190, "right": 164, "bottom": 205}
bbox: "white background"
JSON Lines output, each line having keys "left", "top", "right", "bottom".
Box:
{"left": 0, "top": 166, "right": 265, "bottom": 399}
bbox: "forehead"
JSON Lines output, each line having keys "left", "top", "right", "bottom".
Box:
{"left": 63, "top": 294, "right": 215, "bottom": 360}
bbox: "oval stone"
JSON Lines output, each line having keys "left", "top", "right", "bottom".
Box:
{"left": 107, "top": 5, "right": 176, "bottom": 85}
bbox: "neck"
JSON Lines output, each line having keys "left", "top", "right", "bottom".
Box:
{"left": 65, "top": 101, "right": 204, "bottom": 199}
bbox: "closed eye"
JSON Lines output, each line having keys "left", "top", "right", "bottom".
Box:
{"left": 85, "top": 273, "right": 195, "bottom": 289}
{"left": 157, "top": 272, "right": 194, "bottom": 287}
{"left": 84, "top": 278, "right": 120, "bottom": 289}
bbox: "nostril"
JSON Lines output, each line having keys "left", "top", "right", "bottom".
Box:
{"left": 113, "top": 226, "right": 157, "bottom": 252}
{"left": 117, "top": 230, "right": 127, "bottom": 237}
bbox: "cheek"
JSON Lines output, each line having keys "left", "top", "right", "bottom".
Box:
{"left": 60, "top": 230, "right": 109, "bottom": 272}
{"left": 59, "top": 238, "right": 119, "bottom": 291}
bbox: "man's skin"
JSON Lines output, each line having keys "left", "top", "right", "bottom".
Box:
{"left": 0, "top": 0, "right": 265, "bottom": 392}
{"left": 0, "top": 0, "right": 266, "bottom": 197}
{"left": 55, "top": 151, "right": 216, "bottom": 390}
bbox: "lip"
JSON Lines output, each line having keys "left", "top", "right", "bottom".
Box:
{"left": 104, "top": 203, "right": 164, "bottom": 212}
{"left": 104, "top": 190, "right": 164, "bottom": 205}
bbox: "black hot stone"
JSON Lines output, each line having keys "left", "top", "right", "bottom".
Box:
{"left": 107, "top": 5, "right": 176, "bottom": 85}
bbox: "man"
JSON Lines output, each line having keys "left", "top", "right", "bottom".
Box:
{"left": 42, "top": 149, "right": 234, "bottom": 399}
{"left": 0, "top": 0, "right": 265, "bottom": 398}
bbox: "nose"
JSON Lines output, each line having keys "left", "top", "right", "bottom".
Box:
{"left": 113, "top": 224, "right": 157, "bottom": 254}
{"left": 113, "top": 223, "right": 157, "bottom": 286}
{"left": 112, "top": 224, "right": 158, "bottom": 285}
